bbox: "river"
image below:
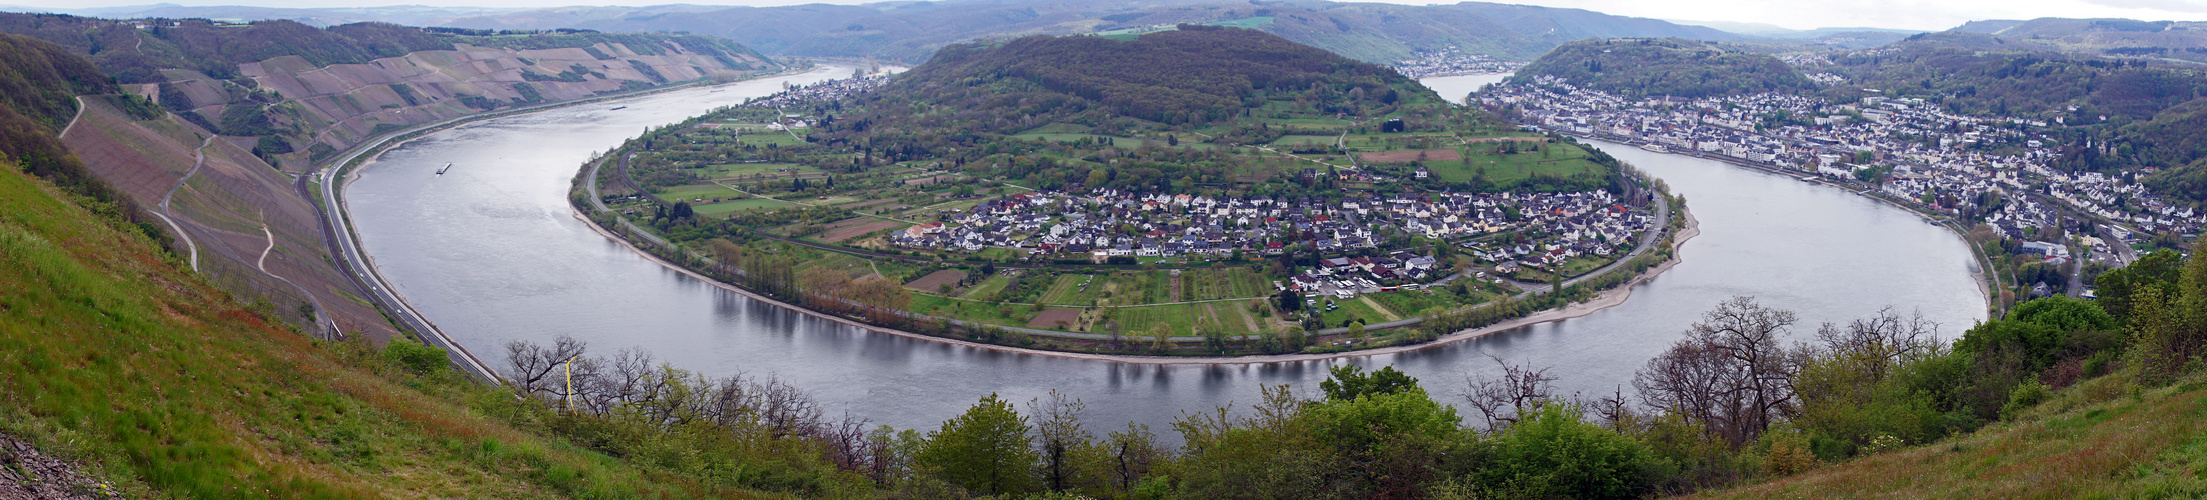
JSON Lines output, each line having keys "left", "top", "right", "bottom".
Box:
{"left": 346, "top": 66, "right": 1987, "bottom": 436}
{"left": 1417, "top": 73, "right": 1511, "bottom": 105}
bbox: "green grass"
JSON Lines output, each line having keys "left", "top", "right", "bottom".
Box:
{"left": 1423, "top": 140, "right": 1604, "bottom": 186}
{"left": 690, "top": 197, "right": 792, "bottom": 216}
{"left": 0, "top": 161, "right": 780, "bottom": 497}
{"left": 1012, "top": 132, "right": 1152, "bottom": 149}
{"left": 1111, "top": 304, "right": 1200, "bottom": 337}
{"left": 689, "top": 162, "right": 814, "bottom": 179}
{"left": 1316, "top": 296, "right": 1385, "bottom": 328}
{"left": 1204, "top": 16, "right": 1275, "bottom": 29}
{"left": 655, "top": 183, "right": 742, "bottom": 203}
{"left": 908, "top": 294, "right": 1027, "bottom": 328}
{"left": 1694, "top": 372, "right": 2207, "bottom": 499}
{"left": 733, "top": 132, "right": 806, "bottom": 147}
{"left": 1270, "top": 135, "right": 1339, "bottom": 147}
{"left": 961, "top": 275, "right": 1011, "bottom": 299}
{"left": 1018, "top": 123, "right": 1092, "bottom": 134}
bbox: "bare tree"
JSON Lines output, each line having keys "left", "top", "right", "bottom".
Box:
{"left": 580, "top": 347, "right": 660, "bottom": 414}
{"left": 1106, "top": 423, "right": 1163, "bottom": 492}
{"left": 1814, "top": 307, "right": 1938, "bottom": 383}
{"left": 504, "top": 336, "right": 593, "bottom": 402}
{"left": 1634, "top": 296, "right": 1805, "bottom": 447}
{"left": 1029, "top": 390, "right": 1092, "bottom": 492}
{"left": 1579, "top": 385, "right": 1637, "bottom": 432}
{"left": 1462, "top": 354, "right": 1557, "bottom": 431}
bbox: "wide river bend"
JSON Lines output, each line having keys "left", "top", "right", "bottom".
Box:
{"left": 348, "top": 67, "right": 1987, "bottom": 434}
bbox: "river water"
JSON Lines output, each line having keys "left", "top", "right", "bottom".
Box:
{"left": 1417, "top": 73, "right": 1511, "bottom": 105}
{"left": 347, "top": 66, "right": 1987, "bottom": 435}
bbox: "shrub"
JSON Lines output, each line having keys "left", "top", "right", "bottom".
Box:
{"left": 382, "top": 337, "right": 448, "bottom": 375}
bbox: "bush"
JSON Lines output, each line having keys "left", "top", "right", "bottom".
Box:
{"left": 1478, "top": 403, "right": 1663, "bottom": 499}
{"left": 2000, "top": 379, "right": 2052, "bottom": 420}
{"left": 382, "top": 337, "right": 448, "bottom": 375}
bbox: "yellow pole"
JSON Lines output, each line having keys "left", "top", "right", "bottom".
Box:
{"left": 563, "top": 355, "right": 575, "bottom": 412}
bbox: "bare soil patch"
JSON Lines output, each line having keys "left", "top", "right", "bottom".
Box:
{"left": 1357, "top": 149, "right": 1462, "bottom": 163}
{"left": 821, "top": 218, "right": 905, "bottom": 243}
{"left": 1027, "top": 308, "right": 1083, "bottom": 329}
{"left": 905, "top": 174, "right": 956, "bottom": 186}
{"left": 905, "top": 269, "right": 967, "bottom": 291}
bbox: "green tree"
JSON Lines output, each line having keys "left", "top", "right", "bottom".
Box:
{"left": 916, "top": 394, "right": 1040, "bottom": 495}
{"left": 1319, "top": 365, "right": 1418, "bottom": 401}
{"left": 1305, "top": 386, "right": 1464, "bottom": 494}
{"left": 1478, "top": 403, "right": 1662, "bottom": 499}
{"left": 2094, "top": 250, "right": 2184, "bottom": 324}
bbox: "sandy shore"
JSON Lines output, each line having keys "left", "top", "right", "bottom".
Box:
{"left": 573, "top": 202, "right": 1704, "bottom": 365}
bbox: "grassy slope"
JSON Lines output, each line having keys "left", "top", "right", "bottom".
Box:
{"left": 0, "top": 160, "right": 767, "bottom": 498}
{"left": 1694, "top": 372, "right": 2207, "bottom": 499}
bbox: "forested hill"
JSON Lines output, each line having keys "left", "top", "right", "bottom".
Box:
{"left": 874, "top": 25, "right": 1405, "bottom": 127}
{"left": 0, "top": 13, "right": 771, "bottom": 83}
{"left": 0, "top": 33, "right": 113, "bottom": 129}
{"left": 0, "top": 32, "right": 139, "bottom": 233}
{"left": 1509, "top": 38, "right": 1814, "bottom": 98}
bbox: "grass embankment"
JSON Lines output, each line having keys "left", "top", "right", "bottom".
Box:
{"left": 1697, "top": 371, "right": 2207, "bottom": 499}
{"left": 0, "top": 161, "right": 767, "bottom": 497}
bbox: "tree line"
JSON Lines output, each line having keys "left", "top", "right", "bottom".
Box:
{"left": 463, "top": 239, "right": 2206, "bottom": 498}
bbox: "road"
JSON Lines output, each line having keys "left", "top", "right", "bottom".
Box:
{"left": 157, "top": 136, "right": 216, "bottom": 272}
{"left": 309, "top": 114, "right": 506, "bottom": 384}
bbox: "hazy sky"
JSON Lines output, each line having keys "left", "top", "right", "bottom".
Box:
{"left": 7, "top": 0, "right": 2205, "bottom": 32}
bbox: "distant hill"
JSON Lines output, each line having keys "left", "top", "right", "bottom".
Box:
{"left": 6, "top": 0, "right": 1774, "bottom": 64}
{"left": 617, "top": 26, "right": 1620, "bottom": 214}
{"left": 1510, "top": 37, "right": 1814, "bottom": 98}
{"left": 871, "top": 25, "right": 1403, "bottom": 126}
{"left": 0, "top": 13, "right": 778, "bottom": 171}
{"left": 1944, "top": 17, "right": 2207, "bottom": 63}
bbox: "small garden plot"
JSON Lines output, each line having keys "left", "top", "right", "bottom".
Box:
{"left": 905, "top": 270, "right": 968, "bottom": 293}
{"left": 1026, "top": 308, "right": 1084, "bottom": 330}
{"left": 819, "top": 218, "right": 905, "bottom": 243}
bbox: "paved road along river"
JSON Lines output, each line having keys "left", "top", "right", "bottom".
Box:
{"left": 346, "top": 67, "right": 1988, "bottom": 436}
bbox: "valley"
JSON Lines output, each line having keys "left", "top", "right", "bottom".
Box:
{"left": 0, "top": 3, "right": 2200, "bottom": 499}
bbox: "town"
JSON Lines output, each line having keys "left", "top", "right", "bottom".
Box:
{"left": 891, "top": 186, "right": 1658, "bottom": 298}
{"left": 1481, "top": 75, "right": 2204, "bottom": 256}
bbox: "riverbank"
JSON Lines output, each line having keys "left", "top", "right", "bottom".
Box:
{"left": 569, "top": 188, "right": 1702, "bottom": 364}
